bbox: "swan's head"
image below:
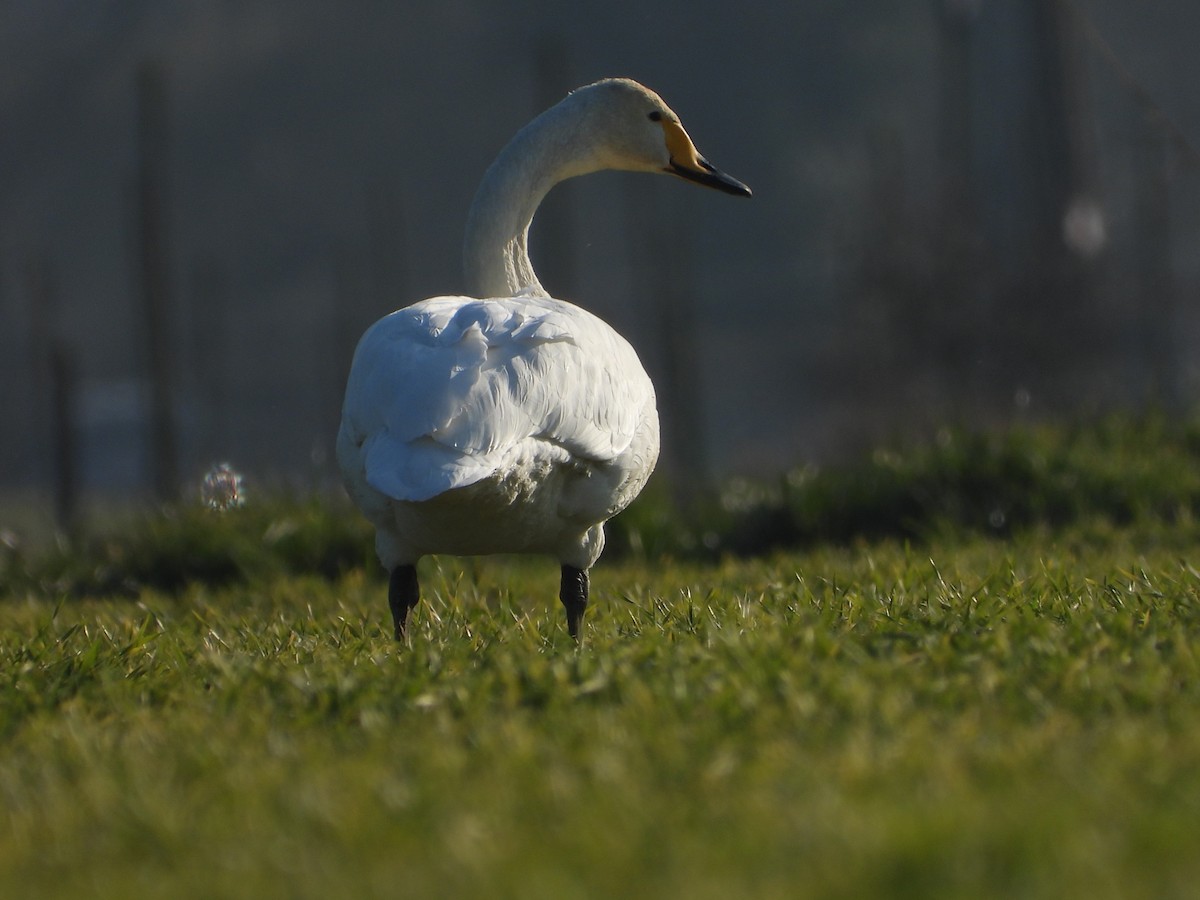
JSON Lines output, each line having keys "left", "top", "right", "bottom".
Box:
{"left": 570, "top": 78, "right": 752, "bottom": 198}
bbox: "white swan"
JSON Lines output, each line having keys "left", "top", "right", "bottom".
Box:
{"left": 337, "top": 78, "right": 750, "bottom": 640}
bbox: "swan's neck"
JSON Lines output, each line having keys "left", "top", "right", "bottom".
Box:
{"left": 463, "top": 97, "right": 605, "bottom": 298}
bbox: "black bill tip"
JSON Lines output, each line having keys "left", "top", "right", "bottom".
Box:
{"left": 668, "top": 157, "right": 752, "bottom": 197}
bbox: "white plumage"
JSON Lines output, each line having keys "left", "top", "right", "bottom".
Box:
{"left": 337, "top": 78, "right": 750, "bottom": 639}
{"left": 338, "top": 293, "right": 656, "bottom": 562}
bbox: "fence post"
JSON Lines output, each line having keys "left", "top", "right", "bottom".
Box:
{"left": 136, "top": 61, "right": 179, "bottom": 502}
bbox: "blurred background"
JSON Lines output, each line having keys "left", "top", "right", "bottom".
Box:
{"left": 1, "top": 0, "right": 1198, "bottom": 530}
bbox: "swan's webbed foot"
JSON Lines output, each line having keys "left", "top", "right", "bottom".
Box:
{"left": 559, "top": 565, "right": 589, "bottom": 640}
{"left": 388, "top": 564, "right": 420, "bottom": 640}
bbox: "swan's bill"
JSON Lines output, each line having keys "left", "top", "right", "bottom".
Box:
{"left": 660, "top": 119, "right": 752, "bottom": 197}
{"left": 668, "top": 156, "right": 752, "bottom": 197}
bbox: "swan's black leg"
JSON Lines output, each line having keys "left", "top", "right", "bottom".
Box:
{"left": 388, "top": 564, "right": 420, "bottom": 640}
{"left": 559, "top": 565, "right": 589, "bottom": 640}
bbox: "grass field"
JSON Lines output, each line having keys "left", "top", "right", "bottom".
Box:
{"left": 4, "top": 420, "right": 1200, "bottom": 898}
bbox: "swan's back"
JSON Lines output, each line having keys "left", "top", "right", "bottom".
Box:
{"left": 337, "top": 292, "right": 657, "bottom": 507}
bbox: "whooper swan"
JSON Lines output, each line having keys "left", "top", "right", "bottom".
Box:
{"left": 336, "top": 78, "right": 750, "bottom": 640}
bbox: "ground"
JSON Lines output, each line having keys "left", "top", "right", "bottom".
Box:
{"left": 2, "top": 525, "right": 1199, "bottom": 899}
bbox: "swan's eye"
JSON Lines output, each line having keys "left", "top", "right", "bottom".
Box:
{"left": 647, "top": 110, "right": 662, "bottom": 122}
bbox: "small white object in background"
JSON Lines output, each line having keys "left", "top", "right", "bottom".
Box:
{"left": 1062, "top": 196, "right": 1107, "bottom": 259}
{"left": 201, "top": 463, "right": 245, "bottom": 511}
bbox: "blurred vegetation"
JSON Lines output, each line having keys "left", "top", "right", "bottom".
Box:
{"left": 739, "top": 414, "right": 1200, "bottom": 550}
{"left": 615, "top": 413, "right": 1200, "bottom": 557}
{"left": 0, "top": 496, "right": 375, "bottom": 599}
{"left": 4, "top": 414, "right": 1200, "bottom": 599}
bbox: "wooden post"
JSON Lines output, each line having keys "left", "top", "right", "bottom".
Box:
{"left": 328, "top": 243, "right": 364, "bottom": 475}
{"left": 932, "top": 0, "right": 983, "bottom": 413}
{"left": 26, "top": 257, "right": 78, "bottom": 534}
{"left": 1030, "top": 0, "right": 1102, "bottom": 399}
{"left": 530, "top": 33, "right": 576, "bottom": 298}
{"left": 136, "top": 61, "right": 179, "bottom": 502}
{"left": 935, "top": 0, "right": 977, "bottom": 238}
{"left": 365, "top": 176, "right": 409, "bottom": 310}
{"left": 49, "top": 343, "right": 79, "bottom": 536}
{"left": 187, "top": 257, "right": 227, "bottom": 465}
{"left": 1133, "top": 125, "right": 1176, "bottom": 409}
{"left": 630, "top": 189, "right": 708, "bottom": 511}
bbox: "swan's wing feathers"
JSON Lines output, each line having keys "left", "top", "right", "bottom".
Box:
{"left": 510, "top": 310, "right": 577, "bottom": 344}
{"left": 346, "top": 304, "right": 484, "bottom": 443}
{"left": 340, "top": 296, "right": 652, "bottom": 502}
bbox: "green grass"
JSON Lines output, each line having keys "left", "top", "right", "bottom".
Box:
{"left": 4, "top": 416, "right": 1200, "bottom": 898}
{"left": 3, "top": 535, "right": 1200, "bottom": 898}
